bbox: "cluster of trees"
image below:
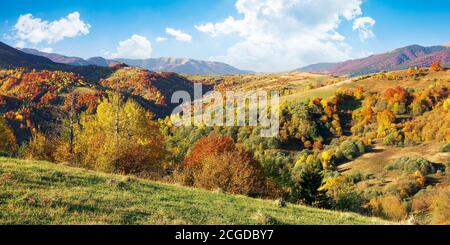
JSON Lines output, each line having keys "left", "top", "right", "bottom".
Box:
{"left": 20, "top": 93, "right": 167, "bottom": 176}
{"left": 279, "top": 96, "right": 344, "bottom": 150}
{"left": 177, "top": 134, "right": 281, "bottom": 197}
{"left": 351, "top": 84, "right": 449, "bottom": 145}
{"left": 0, "top": 117, "right": 17, "bottom": 156}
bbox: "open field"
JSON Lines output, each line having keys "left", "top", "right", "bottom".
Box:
{"left": 338, "top": 141, "right": 449, "bottom": 176}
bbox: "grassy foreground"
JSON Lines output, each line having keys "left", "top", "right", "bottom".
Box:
{"left": 0, "top": 157, "right": 387, "bottom": 225}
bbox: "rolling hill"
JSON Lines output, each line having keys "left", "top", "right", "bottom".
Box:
{"left": 296, "top": 44, "right": 450, "bottom": 76}
{"left": 0, "top": 157, "right": 386, "bottom": 224}
{"left": 19, "top": 48, "right": 252, "bottom": 75}
{"left": 0, "top": 42, "right": 113, "bottom": 82}
{"left": 0, "top": 42, "right": 70, "bottom": 70}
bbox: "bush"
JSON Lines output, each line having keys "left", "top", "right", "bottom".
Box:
{"left": 368, "top": 195, "right": 408, "bottom": 221}
{"left": 385, "top": 157, "right": 436, "bottom": 175}
{"left": 384, "top": 175, "right": 421, "bottom": 198}
{"left": 334, "top": 191, "right": 366, "bottom": 213}
{"left": 24, "top": 131, "right": 55, "bottom": 161}
{"left": 441, "top": 143, "right": 450, "bottom": 152}
{"left": 346, "top": 171, "right": 364, "bottom": 184}
{"left": 0, "top": 117, "right": 17, "bottom": 156}
{"left": 446, "top": 160, "right": 450, "bottom": 182}
{"left": 181, "top": 134, "right": 278, "bottom": 197}
{"left": 411, "top": 189, "right": 436, "bottom": 213}
{"left": 336, "top": 140, "right": 365, "bottom": 162}
{"left": 430, "top": 187, "right": 450, "bottom": 224}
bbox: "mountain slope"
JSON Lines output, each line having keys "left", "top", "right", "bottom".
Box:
{"left": 19, "top": 48, "right": 252, "bottom": 75}
{"left": 19, "top": 48, "right": 90, "bottom": 66}
{"left": 0, "top": 42, "right": 113, "bottom": 82}
{"left": 116, "top": 57, "right": 253, "bottom": 75}
{"left": 0, "top": 42, "right": 70, "bottom": 70}
{"left": 296, "top": 44, "right": 450, "bottom": 76}
{"left": 0, "top": 157, "right": 386, "bottom": 224}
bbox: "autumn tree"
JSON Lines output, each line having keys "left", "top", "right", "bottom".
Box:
{"left": 76, "top": 93, "right": 167, "bottom": 174}
{"left": 430, "top": 61, "right": 443, "bottom": 72}
{"left": 181, "top": 133, "right": 276, "bottom": 197}
{"left": 0, "top": 117, "right": 17, "bottom": 156}
{"left": 376, "top": 109, "right": 396, "bottom": 137}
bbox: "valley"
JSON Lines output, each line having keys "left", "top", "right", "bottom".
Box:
{"left": 0, "top": 41, "right": 449, "bottom": 225}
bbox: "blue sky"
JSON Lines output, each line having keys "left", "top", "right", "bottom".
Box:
{"left": 1, "top": 0, "right": 449, "bottom": 72}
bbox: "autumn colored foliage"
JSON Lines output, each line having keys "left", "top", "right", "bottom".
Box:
{"left": 0, "top": 117, "right": 17, "bottom": 156}
{"left": 182, "top": 134, "right": 276, "bottom": 197}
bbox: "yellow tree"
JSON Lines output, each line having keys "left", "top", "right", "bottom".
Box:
{"left": 0, "top": 117, "right": 17, "bottom": 156}
{"left": 77, "top": 93, "right": 167, "bottom": 173}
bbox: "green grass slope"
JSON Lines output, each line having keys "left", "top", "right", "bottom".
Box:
{"left": 0, "top": 158, "right": 387, "bottom": 225}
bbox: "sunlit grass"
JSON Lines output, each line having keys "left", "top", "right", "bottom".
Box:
{"left": 0, "top": 157, "right": 387, "bottom": 224}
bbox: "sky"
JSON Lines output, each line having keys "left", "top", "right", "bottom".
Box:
{"left": 1, "top": 0, "right": 449, "bottom": 72}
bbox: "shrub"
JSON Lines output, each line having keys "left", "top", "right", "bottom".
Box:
{"left": 385, "top": 157, "right": 436, "bottom": 175}
{"left": 346, "top": 171, "right": 364, "bottom": 184}
{"left": 336, "top": 140, "right": 365, "bottom": 162}
{"left": 441, "top": 143, "right": 450, "bottom": 152}
{"left": 0, "top": 117, "right": 17, "bottom": 156}
{"left": 446, "top": 160, "right": 450, "bottom": 182}
{"left": 24, "top": 131, "right": 55, "bottom": 161}
{"left": 411, "top": 189, "right": 436, "bottom": 213}
{"left": 368, "top": 195, "right": 408, "bottom": 221}
{"left": 384, "top": 175, "right": 421, "bottom": 198}
{"left": 182, "top": 134, "right": 277, "bottom": 197}
{"left": 183, "top": 133, "right": 235, "bottom": 167}
{"left": 335, "top": 191, "right": 366, "bottom": 213}
{"left": 430, "top": 187, "right": 450, "bottom": 224}
{"left": 430, "top": 61, "right": 443, "bottom": 72}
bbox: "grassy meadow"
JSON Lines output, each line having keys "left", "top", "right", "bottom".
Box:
{"left": 0, "top": 157, "right": 387, "bottom": 225}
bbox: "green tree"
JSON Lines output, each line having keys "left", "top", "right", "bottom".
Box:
{"left": 297, "top": 162, "right": 329, "bottom": 207}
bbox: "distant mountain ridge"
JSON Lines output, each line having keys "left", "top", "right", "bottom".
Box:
{"left": 295, "top": 44, "right": 450, "bottom": 76}
{"left": 19, "top": 48, "right": 252, "bottom": 75}
{"left": 0, "top": 42, "right": 113, "bottom": 82}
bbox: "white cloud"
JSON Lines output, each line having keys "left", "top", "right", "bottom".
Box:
{"left": 156, "top": 36, "right": 167, "bottom": 42}
{"left": 13, "top": 12, "right": 90, "bottom": 46}
{"left": 195, "top": 0, "right": 375, "bottom": 72}
{"left": 165, "top": 28, "right": 192, "bottom": 42}
{"left": 110, "top": 34, "right": 152, "bottom": 59}
{"left": 353, "top": 17, "right": 376, "bottom": 41}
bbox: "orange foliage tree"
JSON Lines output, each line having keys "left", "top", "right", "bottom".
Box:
{"left": 430, "top": 61, "right": 443, "bottom": 72}
{"left": 182, "top": 134, "right": 276, "bottom": 197}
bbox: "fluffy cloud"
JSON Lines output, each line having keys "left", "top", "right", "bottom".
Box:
{"left": 13, "top": 12, "right": 90, "bottom": 46}
{"left": 110, "top": 34, "right": 152, "bottom": 59}
{"left": 195, "top": 0, "right": 375, "bottom": 72}
{"left": 165, "top": 28, "right": 192, "bottom": 42}
{"left": 156, "top": 36, "right": 167, "bottom": 42}
{"left": 353, "top": 17, "right": 376, "bottom": 41}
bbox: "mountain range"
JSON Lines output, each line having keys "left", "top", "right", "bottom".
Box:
{"left": 0, "top": 42, "right": 112, "bottom": 82}
{"left": 19, "top": 47, "right": 252, "bottom": 75}
{"left": 296, "top": 44, "right": 450, "bottom": 76}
